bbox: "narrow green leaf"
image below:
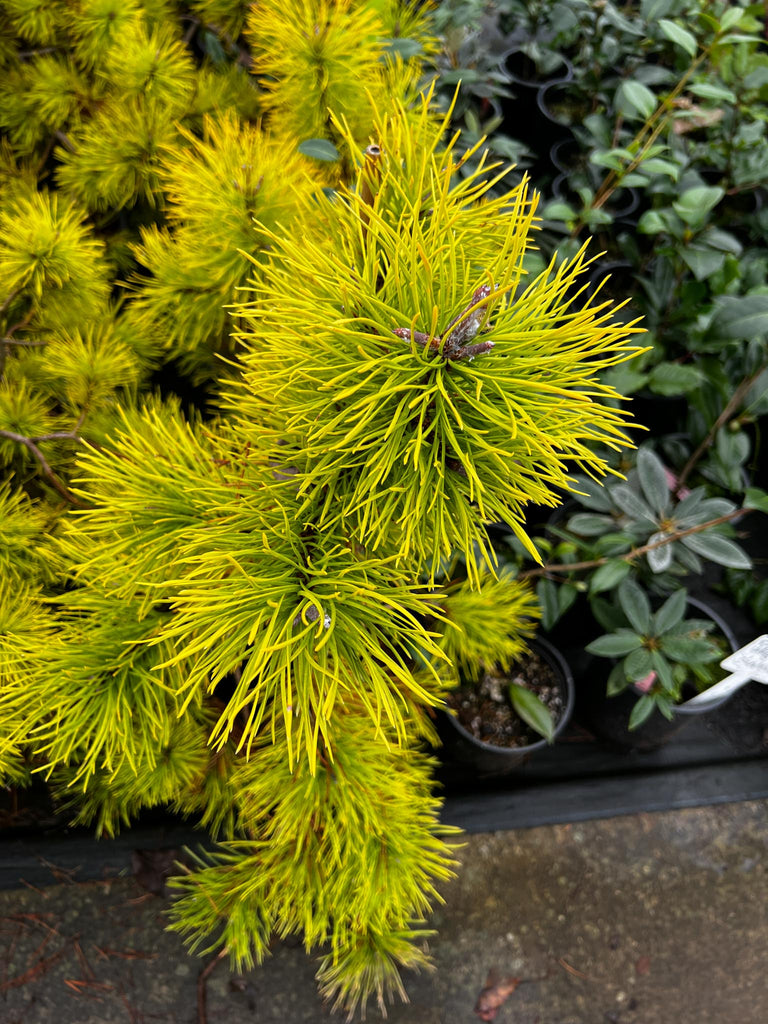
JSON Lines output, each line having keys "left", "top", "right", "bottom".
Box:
{"left": 570, "top": 475, "right": 613, "bottom": 512}
{"left": 589, "top": 559, "right": 631, "bottom": 595}
{"left": 558, "top": 584, "right": 579, "bottom": 616}
{"left": 618, "top": 578, "right": 652, "bottom": 634}
{"left": 688, "top": 81, "right": 737, "bottom": 102}
{"left": 509, "top": 683, "right": 555, "bottom": 742}
{"left": 628, "top": 693, "right": 657, "bottom": 730}
{"left": 606, "top": 661, "right": 630, "bottom": 696}
{"left": 618, "top": 81, "right": 657, "bottom": 119}
{"left": 610, "top": 485, "right": 657, "bottom": 526}
{"left": 658, "top": 19, "right": 698, "bottom": 56}
{"left": 681, "top": 532, "right": 751, "bottom": 568}
{"left": 636, "top": 157, "right": 681, "bottom": 179}
{"left": 535, "top": 578, "right": 559, "bottom": 632}
{"left": 586, "top": 631, "right": 644, "bottom": 657}
{"left": 719, "top": 6, "right": 746, "bottom": 31}
{"left": 653, "top": 587, "right": 688, "bottom": 634}
{"left": 567, "top": 512, "right": 616, "bottom": 536}
{"left": 637, "top": 448, "right": 670, "bottom": 516}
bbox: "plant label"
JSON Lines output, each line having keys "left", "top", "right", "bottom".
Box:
{"left": 685, "top": 635, "right": 768, "bottom": 706}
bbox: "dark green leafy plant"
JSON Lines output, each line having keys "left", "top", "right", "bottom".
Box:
{"left": 585, "top": 579, "right": 726, "bottom": 729}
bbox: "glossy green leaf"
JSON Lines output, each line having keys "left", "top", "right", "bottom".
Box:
{"left": 720, "top": 6, "right": 746, "bottom": 31}
{"left": 658, "top": 18, "right": 698, "bottom": 56}
{"left": 689, "top": 81, "right": 737, "bottom": 102}
{"left": 673, "top": 186, "right": 725, "bottom": 225}
{"left": 636, "top": 157, "right": 680, "bottom": 179}
{"left": 618, "top": 81, "right": 657, "bottom": 120}
{"left": 711, "top": 295, "right": 768, "bottom": 339}
{"left": 680, "top": 246, "right": 725, "bottom": 281}
{"left": 509, "top": 683, "right": 555, "bottom": 742}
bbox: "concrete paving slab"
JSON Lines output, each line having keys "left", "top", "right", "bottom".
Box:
{"left": 0, "top": 799, "right": 766, "bottom": 1023}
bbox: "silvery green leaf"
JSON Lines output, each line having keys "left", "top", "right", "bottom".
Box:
{"left": 570, "top": 474, "right": 613, "bottom": 511}
{"left": 681, "top": 532, "right": 751, "bottom": 568}
{"left": 661, "top": 635, "right": 719, "bottom": 663}
{"left": 536, "top": 579, "right": 559, "bottom": 632}
{"left": 637, "top": 449, "right": 670, "bottom": 516}
{"left": 587, "top": 631, "right": 644, "bottom": 657}
{"left": 567, "top": 513, "right": 615, "bottom": 537}
{"left": 589, "top": 559, "right": 631, "bottom": 595}
{"left": 618, "top": 578, "right": 652, "bottom": 634}
{"left": 675, "top": 496, "right": 735, "bottom": 527}
{"left": 675, "top": 544, "right": 702, "bottom": 573}
{"left": 628, "top": 694, "right": 656, "bottom": 730}
{"left": 626, "top": 647, "right": 654, "bottom": 681}
{"left": 610, "top": 484, "right": 657, "bottom": 527}
{"left": 653, "top": 587, "right": 687, "bottom": 635}
{"left": 646, "top": 532, "right": 673, "bottom": 573}
{"left": 650, "top": 650, "right": 675, "bottom": 692}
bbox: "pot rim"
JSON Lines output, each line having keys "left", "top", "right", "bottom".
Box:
{"left": 443, "top": 635, "right": 575, "bottom": 755}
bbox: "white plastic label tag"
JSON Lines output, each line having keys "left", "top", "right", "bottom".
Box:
{"left": 684, "top": 634, "right": 768, "bottom": 707}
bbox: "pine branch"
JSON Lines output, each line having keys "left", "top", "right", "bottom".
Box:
{"left": 0, "top": 429, "right": 86, "bottom": 507}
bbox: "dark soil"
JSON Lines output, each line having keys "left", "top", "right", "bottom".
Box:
{"left": 445, "top": 649, "right": 565, "bottom": 749}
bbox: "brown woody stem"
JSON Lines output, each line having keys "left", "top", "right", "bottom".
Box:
{"left": 519, "top": 507, "right": 750, "bottom": 580}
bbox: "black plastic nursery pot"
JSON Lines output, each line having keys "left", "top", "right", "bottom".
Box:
{"left": 576, "top": 596, "right": 740, "bottom": 753}
{"left": 435, "top": 636, "right": 575, "bottom": 779}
